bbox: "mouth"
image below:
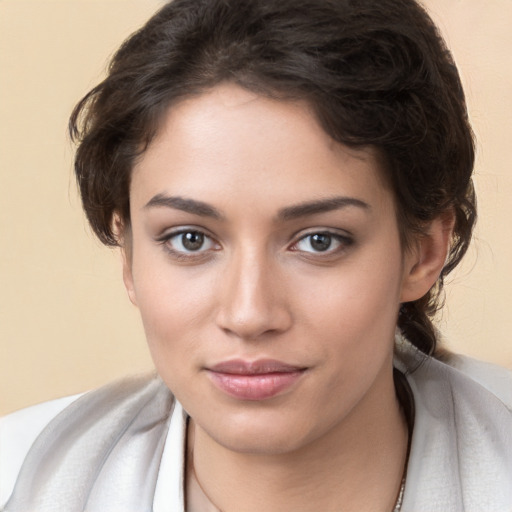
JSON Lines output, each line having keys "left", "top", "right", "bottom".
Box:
{"left": 205, "top": 359, "right": 307, "bottom": 401}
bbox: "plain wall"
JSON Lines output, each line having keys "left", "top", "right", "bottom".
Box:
{"left": 1, "top": 0, "right": 511, "bottom": 416}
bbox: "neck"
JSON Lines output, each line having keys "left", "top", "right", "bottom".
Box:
{"left": 188, "top": 365, "right": 409, "bottom": 512}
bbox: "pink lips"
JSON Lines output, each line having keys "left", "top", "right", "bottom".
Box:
{"left": 206, "top": 359, "right": 306, "bottom": 401}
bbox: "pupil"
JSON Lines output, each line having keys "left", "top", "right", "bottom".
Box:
{"left": 310, "top": 234, "right": 331, "bottom": 251}
{"left": 182, "top": 232, "right": 204, "bottom": 251}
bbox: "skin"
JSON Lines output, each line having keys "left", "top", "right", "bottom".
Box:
{"left": 122, "top": 84, "right": 452, "bottom": 511}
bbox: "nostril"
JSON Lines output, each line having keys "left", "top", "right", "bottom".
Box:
{"left": 216, "top": 304, "right": 293, "bottom": 341}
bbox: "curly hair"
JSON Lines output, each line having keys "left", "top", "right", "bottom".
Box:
{"left": 70, "top": 0, "right": 476, "bottom": 357}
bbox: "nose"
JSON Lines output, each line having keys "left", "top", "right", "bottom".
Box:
{"left": 215, "top": 248, "right": 292, "bottom": 340}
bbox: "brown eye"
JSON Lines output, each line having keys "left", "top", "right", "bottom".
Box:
{"left": 309, "top": 234, "right": 332, "bottom": 252}
{"left": 163, "top": 229, "right": 218, "bottom": 254}
{"left": 181, "top": 231, "right": 205, "bottom": 251}
{"left": 293, "top": 231, "right": 353, "bottom": 254}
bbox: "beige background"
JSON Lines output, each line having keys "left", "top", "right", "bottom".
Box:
{"left": 1, "top": 0, "right": 511, "bottom": 416}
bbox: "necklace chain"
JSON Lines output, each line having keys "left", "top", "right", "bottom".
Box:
{"left": 393, "top": 477, "right": 406, "bottom": 512}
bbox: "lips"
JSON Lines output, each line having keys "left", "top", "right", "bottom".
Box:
{"left": 206, "top": 359, "right": 306, "bottom": 400}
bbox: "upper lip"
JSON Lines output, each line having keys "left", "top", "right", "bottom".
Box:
{"left": 208, "top": 359, "right": 305, "bottom": 375}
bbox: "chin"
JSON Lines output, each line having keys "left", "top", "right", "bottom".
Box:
{"left": 214, "top": 429, "right": 309, "bottom": 456}
{"left": 199, "top": 407, "right": 319, "bottom": 456}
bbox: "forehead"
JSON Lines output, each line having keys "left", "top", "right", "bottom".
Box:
{"left": 130, "top": 84, "right": 392, "bottom": 214}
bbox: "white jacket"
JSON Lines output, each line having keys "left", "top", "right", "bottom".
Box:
{"left": 1, "top": 340, "right": 512, "bottom": 511}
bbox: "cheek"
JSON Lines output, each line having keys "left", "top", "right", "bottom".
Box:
{"left": 130, "top": 253, "right": 216, "bottom": 359}
{"left": 133, "top": 273, "right": 213, "bottom": 401}
{"left": 301, "top": 256, "right": 403, "bottom": 328}
{"left": 295, "top": 249, "right": 404, "bottom": 368}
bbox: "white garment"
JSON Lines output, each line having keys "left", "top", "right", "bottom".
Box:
{"left": 1, "top": 343, "right": 512, "bottom": 511}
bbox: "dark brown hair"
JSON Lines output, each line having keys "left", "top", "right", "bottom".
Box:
{"left": 70, "top": 0, "right": 476, "bottom": 356}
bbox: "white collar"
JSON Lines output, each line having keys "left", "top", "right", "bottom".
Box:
{"left": 154, "top": 400, "right": 187, "bottom": 512}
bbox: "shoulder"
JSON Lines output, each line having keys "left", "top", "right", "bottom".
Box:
{"left": 0, "top": 373, "right": 173, "bottom": 511}
{"left": 396, "top": 339, "right": 512, "bottom": 510}
{"left": 0, "top": 394, "right": 83, "bottom": 507}
{"left": 395, "top": 335, "right": 512, "bottom": 411}
{"left": 407, "top": 349, "right": 512, "bottom": 417}
{"left": 399, "top": 342, "right": 512, "bottom": 425}
{"left": 447, "top": 353, "right": 512, "bottom": 409}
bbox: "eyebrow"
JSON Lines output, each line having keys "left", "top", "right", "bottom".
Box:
{"left": 144, "top": 194, "right": 369, "bottom": 221}
{"left": 276, "top": 196, "right": 370, "bottom": 221}
{"left": 144, "top": 194, "right": 223, "bottom": 219}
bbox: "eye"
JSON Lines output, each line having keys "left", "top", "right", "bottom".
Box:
{"left": 292, "top": 232, "right": 352, "bottom": 254}
{"left": 160, "top": 229, "right": 219, "bottom": 255}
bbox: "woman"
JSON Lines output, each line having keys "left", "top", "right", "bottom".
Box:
{"left": 1, "top": 0, "right": 511, "bottom": 510}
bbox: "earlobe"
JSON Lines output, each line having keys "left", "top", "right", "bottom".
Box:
{"left": 400, "top": 210, "right": 455, "bottom": 303}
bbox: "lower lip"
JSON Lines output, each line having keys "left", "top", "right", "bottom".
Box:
{"left": 207, "top": 370, "right": 305, "bottom": 400}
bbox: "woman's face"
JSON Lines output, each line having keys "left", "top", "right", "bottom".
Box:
{"left": 124, "top": 84, "right": 416, "bottom": 455}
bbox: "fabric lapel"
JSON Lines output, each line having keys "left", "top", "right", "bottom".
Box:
{"left": 397, "top": 346, "right": 512, "bottom": 512}
{"left": 4, "top": 373, "right": 173, "bottom": 512}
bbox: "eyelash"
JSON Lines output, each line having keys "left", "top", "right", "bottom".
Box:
{"left": 290, "top": 231, "right": 354, "bottom": 257}
{"left": 156, "top": 228, "right": 354, "bottom": 261}
{"left": 156, "top": 228, "right": 220, "bottom": 261}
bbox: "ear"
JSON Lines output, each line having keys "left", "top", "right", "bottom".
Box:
{"left": 400, "top": 209, "right": 455, "bottom": 303}
{"left": 115, "top": 215, "right": 138, "bottom": 307}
